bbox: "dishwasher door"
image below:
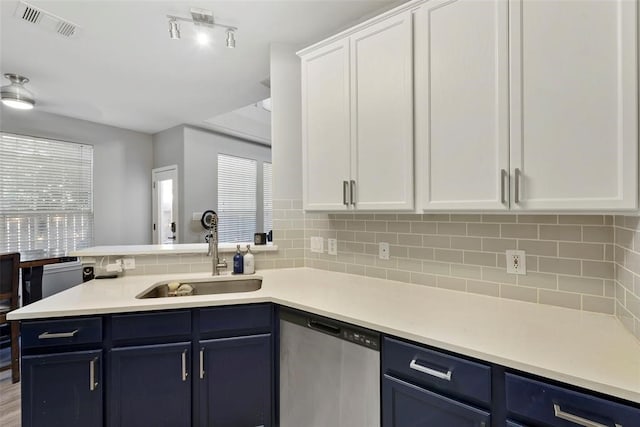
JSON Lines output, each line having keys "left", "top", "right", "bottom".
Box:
{"left": 279, "top": 314, "right": 380, "bottom": 427}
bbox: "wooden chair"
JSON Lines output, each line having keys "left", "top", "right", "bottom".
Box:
{"left": 0, "top": 252, "right": 20, "bottom": 383}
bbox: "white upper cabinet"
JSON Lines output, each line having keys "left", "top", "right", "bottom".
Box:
{"left": 509, "top": 0, "right": 637, "bottom": 210}
{"left": 415, "top": 0, "right": 509, "bottom": 210}
{"left": 350, "top": 12, "right": 414, "bottom": 211}
{"left": 301, "top": 40, "right": 351, "bottom": 211}
{"left": 299, "top": 12, "right": 414, "bottom": 212}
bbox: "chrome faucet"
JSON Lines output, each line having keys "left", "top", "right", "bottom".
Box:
{"left": 207, "top": 212, "right": 227, "bottom": 275}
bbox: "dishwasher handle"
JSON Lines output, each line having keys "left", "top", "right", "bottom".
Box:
{"left": 307, "top": 319, "right": 341, "bottom": 336}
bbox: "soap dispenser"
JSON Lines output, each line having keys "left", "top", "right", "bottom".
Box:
{"left": 233, "top": 244, "right": 244, "bottom": 274}
{"left": 243, "top": 244, "right": 255, "bottom": 274}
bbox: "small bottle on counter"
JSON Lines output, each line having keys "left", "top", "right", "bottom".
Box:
{"left": 243, "top": 244, "right": 255, "bottom": 274}
{"left": 233, "top": 244, "right": 244, "bottom": 274}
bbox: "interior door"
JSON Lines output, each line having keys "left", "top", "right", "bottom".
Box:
{"left": 152, "top": 165, "right": 179, "bottom": 244}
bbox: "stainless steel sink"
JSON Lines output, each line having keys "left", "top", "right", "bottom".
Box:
{"left": 136, "top": 277, "right": 262, "bottom": 299}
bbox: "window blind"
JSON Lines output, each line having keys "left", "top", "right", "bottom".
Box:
{"left": 217, "top": 154, "right": 256, "bottom": 243}
{"left": 263, "top": 162, "right": 272, "bottom": 234}
{"left": 0, "top": 133, "right": 94, "bottom": 253}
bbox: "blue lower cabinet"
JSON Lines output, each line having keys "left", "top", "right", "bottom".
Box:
{"left": 197, "top": 333, "right": 272, "bottom": 427}
{"left": 108, "top": 342, "right": 191, "bottom": 427}
{"left": 383, "top": 374, "right": 490, "bottom": 427}
{"left": 22, "top": 349, "right": 103, "bottom": 427}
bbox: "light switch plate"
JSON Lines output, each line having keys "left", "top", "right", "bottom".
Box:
{"left": 327, "top": 239, "right": 337, "bottom": 255}
{"left": 123, "top": 258, "right": 136, "bottom": 270}
{"left": 311, "top": 236, "right": 324, "bottom": 253}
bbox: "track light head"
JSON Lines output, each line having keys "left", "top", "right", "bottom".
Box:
{"left": 226, "top": 30, "right": 235, "bottom": 49}
{"left": 168, "top": 19, "right": 181, "bottom": 40}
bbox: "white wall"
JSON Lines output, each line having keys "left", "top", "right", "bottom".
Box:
{"left": 0, "top": 106, "right": 153, "bottom": 245}
{"left": 270, "top": 44, "right": 303, "bottom": 201}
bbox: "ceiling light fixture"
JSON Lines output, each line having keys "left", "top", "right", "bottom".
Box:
{"left": 1, "top": 74, "right": 35, "bottom": 110}
{"left": 168, "top": 19, "right": 180, "bottom": 40}
{"left": 196, "top": 31, "right": 210, "bottom": 46}
{"left": 166, "top": 8, "right": 237, "bottom": 48}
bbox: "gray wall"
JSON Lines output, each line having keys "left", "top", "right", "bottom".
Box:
{"left": 153, "top": 126, "right": 272, "bottom": 243}
{"left": 0, "top": 106, "right": 154, "bottom": 245}
{"left": 270, "top": 44, "right": 303, "bottom": 201}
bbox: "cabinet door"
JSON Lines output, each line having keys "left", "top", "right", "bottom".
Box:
{"left": 197, "top": 334, "right": 272, "bottom": 427}
{"left": 383, "top": 375, "right": 490, "bottom": 427}
{"left": 509, "top": 0, "right": 637, "bottom": 210}
{"left": 416, "top": 0, "right": 509, "bottom": 211}
{"left": 22, "top": 350, "right": 102, "bottom": 427}
{"left": 301, "top": 39, "right": 351, "bottom": 211}
{"left": 351, "top": 12, "right": 414, "bottom": 211}
{"left": 108, "top": 342, "right": 191, "bottom": 427}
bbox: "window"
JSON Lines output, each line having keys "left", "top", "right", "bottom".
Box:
{"left": 217, "top": 154, "right": 257, "bottom": 243}
{"left": 0, "top": 133, "right": 94, "bottom": 253}
{"left": 263, "top": 162, "right": 272, "bottom": 234}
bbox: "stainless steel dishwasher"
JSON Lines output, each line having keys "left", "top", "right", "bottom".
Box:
{"left": 279, "top": 307, "right": 380, "bottom": 427}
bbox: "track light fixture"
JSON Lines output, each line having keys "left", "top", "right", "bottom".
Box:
{"left": 167, "top": 8, "right": 237, "bottom": 48}
{"left": 1, "top": 74, "right": 35, "bottom": 110}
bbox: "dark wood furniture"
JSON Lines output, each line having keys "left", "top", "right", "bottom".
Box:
{"left": 0, "top": 252, "right": 21, "bottom": 383}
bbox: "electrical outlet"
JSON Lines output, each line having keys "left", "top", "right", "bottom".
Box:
{"left": 506, "top": 250, "right": 526, "bottom": 275}
{"left": 379, "top": 242, "right": 390, "bottom": 260}
{"left": 310, "top": 236, "right": 324, "bottom": 253}
{"left": 327, "top": 239, "right": 337, "bottom": 255}
{"left": 123, "top": 258, "right": 136, "bottom": 270}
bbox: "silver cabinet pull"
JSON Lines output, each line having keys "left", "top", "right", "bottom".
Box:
{"left": 409, "top": 359, "right": 452, "bottom": 381}
{"left": 350, "top": 180, "right": 356, "bottom": 206}
{"left": 38, "top": 330, "right": 78, "bottom": 339}
{"left": 553, "top": 404, "right": 621, "bottom": 427}
{"left": 500, "top": 169, "right": 508, "bottom": 204}
{"left": 89, "top": 357, "right": 98, "bottom": 391}
{"left": 343, "top": 181, "right": 349, "bottom": 206}
{"left": 514, "top": 168, "right": 521, "bottom": 204}
{"left": 181, "top": 350, "right": 188, "bottom": 381}
{"left": 199, "top": 348, "right": 205, "bottom": 379}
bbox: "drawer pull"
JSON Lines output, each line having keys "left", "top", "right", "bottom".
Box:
{"left": 38, "top": 329, "right": 79, "bottom": 339}
{"left": 553, "top": 404, "right": 622, "bottom": 427}
{"left": 409, "top": 358, "right": 452, "bottom": 381}
{"left": 199, "top": 349, "right": 205, "bottom": 379}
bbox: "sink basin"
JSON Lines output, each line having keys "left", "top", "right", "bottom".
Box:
{"left": 136, "top": 277, "right": 262, "bottom": 299}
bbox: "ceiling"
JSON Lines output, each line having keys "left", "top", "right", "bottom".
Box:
{"left": 0, "top": 0, "right": 401, "bottom": 135}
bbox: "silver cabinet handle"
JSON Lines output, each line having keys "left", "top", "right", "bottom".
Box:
{"left": 514, "top": 168, "right": 521, "bottom": 204}
{"left": 500, "top": 169, "right": 508, "bottom": 204}
{"left": 199, "top": 348, "right": 205, "bottom": 379}
{"left": 89, "top": 357, "right": 98, "bottom": 391}
{"left": 343, "top": 181, "right": 349, "bottom": 206}
{"left": 350, "top": 180, "right": 356, "bottom": 206}
{"left": 181, "top": 350, "right": 188, "bottom": 381}
{"left": 409, "top": 359, "right": 452, "bottom": 381}
{"left": 38, "top": 330, "right": 78, "bottom": 339}
{"left": 553, "top": 404, "right": 622, "bottom": 427}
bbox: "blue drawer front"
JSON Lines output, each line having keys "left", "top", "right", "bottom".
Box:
{"left": 506, "top": 373, "right": 640, "bottom": 427}
{"left": 199, "top": 304, "right": 272, "bottom": 336}
{"left": 383, "top": 375, "right": 490, "bottom": 427}
{"left": 111, "top": 310, "right": 191, "bottom": 343}
{"left": 383, "top": 337, "right": 491, "bottom": 405}
{"left": 22, "top": 317, "right": 102, "bottom": 349}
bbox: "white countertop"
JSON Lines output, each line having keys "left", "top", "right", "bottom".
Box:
{"left": 9, "top": 267, "right": 640, "bottom": 405}
{"left": 70, "top": 243, "right": 277, "bottom": 257}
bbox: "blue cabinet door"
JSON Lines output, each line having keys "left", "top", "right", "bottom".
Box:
{"left": 108, "top": 342, "right": 191, "bottom": 427}
{"left": 197, "top": 333, "right": 272, "bottom": 427}
{"left": 383, "top": 375, "right": 490, "bottom": 427}
{"left": 22, "top": 349, "right": 102, "bottom": 427}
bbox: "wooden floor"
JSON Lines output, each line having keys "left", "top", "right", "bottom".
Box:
{"left": 0, "top": 369, "right": 21, "bottom": 427}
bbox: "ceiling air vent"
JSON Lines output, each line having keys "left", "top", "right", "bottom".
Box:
{"left": 14, "top": 1, "right": 81, "bottom": 39}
